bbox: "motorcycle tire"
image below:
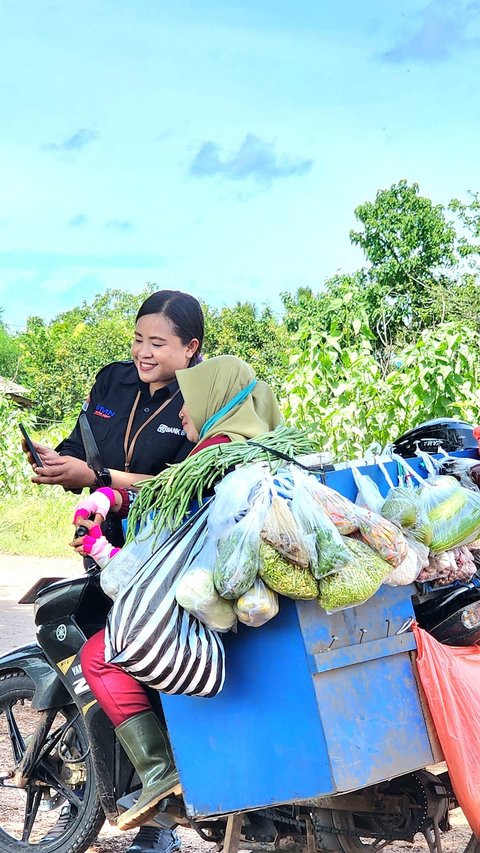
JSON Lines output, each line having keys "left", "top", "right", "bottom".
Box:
{"left": 0, "top": 672, "right": 105, "bottom": 853}
{"left": 310, "top": 809, "right": 343, "bottom": 852}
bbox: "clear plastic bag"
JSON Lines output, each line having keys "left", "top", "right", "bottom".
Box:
{"left": 418, "top": 475, "right": 480, "bottom": 553}
{"left": 261, "top": 496, "right": 310, "bottom": 567}
{"left": 354, "top": 505, "right": 409, "bottom": 567}
{"left": 309, "top": 482, "right": 358, "bottom": 534}
{"left": 381, "top": 486, "right": 419, "bottom": 529}
{"left": 318, "top": 536, "right": 392, "bottom": 611}
{"left": 213, "top": 510, "right": 263, "bottom": 599}
{"left": 438, "top": 455, "right": 480, "bottom": 491}
{"left": 417, "top": 546, "right": 476, "bottom": 586}
{"left": 234, "top": 577, "right": 279, "bottom": 627}
{"left": 290, "top": 467, "right": 352, "bottom": 578}
{"left": 385, "top": 538, "right": 428, "bottom": 586}
{"left": 175, "top": 537, "right": 237, "bottom": 632}
{"left": 351, "top": 466, "right": 385, "bottom": 513}
{"left": 100, "top": 516, "right": 171, "bottom": 600}
{"left": 208, "top": 462, "right": 272, "bottom": 540}
{"left": 259, "top": 542, "right": 319, "bottom": 600}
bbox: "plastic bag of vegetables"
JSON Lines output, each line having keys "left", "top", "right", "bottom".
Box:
{"left": 310, "top": 482, "right": 358, "bottom": 534}
{"left": 234, "top": 577, "right": 279, "bottom": 627}
{"left": 261, "top": 496, "right": 310, "bottom": 568}
{"left": 418, "top": 475, "right": 480, "bottom": 553}
{"left": 208, "top": 462, "right": 273, "bottom": 540}
{"left": 418, "top": 546, "right": 477, "bottom": 586}
{"left": 385, "top": 538, "right": 428, "bottom": 586}
{"left": 175, "top": 537, "right": 237, "bottom": 632}
{"left": 381, "top": 486, "right": 419, "bottom": 529}
{"left": 318, "top": 537, "right": 392, "bottom": 611}
{"left": 290, "top": 467, "right": 352, "bottom": 578}
{"left": 381, "top": 486, "right": 433, "bottom": 547}
{"left": 259, "top": 542, "right": 319, "bottom": 600}
{"left": 213, "top": 513, "right": 261, "bottom": 599}
{"left": 354, "top": 505, "right": 409, "bottom": 567}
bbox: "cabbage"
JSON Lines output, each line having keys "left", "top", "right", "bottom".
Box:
{"left": 176, "top": 566, "right": 236, "bottom": 632}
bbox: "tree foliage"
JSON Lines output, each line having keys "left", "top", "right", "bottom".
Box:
{"left": 1, "top": 179, "right": 480, "bottom": 468}
{"left": 284, "top": 321, "right": 480, "bottom": 458}
{"left": 350, "top": 180, "right": 457, "bottom": 342}
{"left": 0, "top": 310, "right": 21, "bottom": 379}
{"left": 17, "top": 287, "right": 154, "bottom": 420}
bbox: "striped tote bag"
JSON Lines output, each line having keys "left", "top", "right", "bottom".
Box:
{"left": 104, "top": 506, "right": 226, "bottom": 698}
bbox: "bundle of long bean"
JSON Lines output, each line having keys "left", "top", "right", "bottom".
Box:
{"left": 126, "top": 425, "right": 314, "bottom": 540}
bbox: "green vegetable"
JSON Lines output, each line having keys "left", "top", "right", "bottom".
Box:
{"left": 176, "top": 567, "right": 237, "bottom": 632}
{"left": 419, "top": 477, "right": 480, "bottom": 552}
{"left": 314, "top": 525, "right": 352, "bottom": 579}
{"left": 213, "top": 531, "right": 259, "bottom": 599}
{"left": 259, "top": 542, "right": 319, "bottom": 600}
{"left": 381, "top": 487, "right": 418, "bottom": 528}
{"left": 317, "top": 536, "right": 391, "bottom": 611}
{"left": 126, "top": 426, "right": 315, "bottom": 540}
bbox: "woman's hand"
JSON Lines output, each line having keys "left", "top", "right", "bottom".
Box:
{"left": 21, "top": 439, "right": 61, "bottom": 470}
{"left": 73, "top": 488, "right": 118, "bottom": 525}
{"left": 31, "top": 456, "right": 96, "bottom": 489}
{"left": 70, "top": 519, "right": 120, "bottom": 566}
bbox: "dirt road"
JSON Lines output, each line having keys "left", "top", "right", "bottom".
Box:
{"left": 0, "top": 554, "right": 473, "bottom": 853}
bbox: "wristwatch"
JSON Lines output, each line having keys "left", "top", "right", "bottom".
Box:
{"left": 94, "top": 468, "right": 112, "bottom": 488}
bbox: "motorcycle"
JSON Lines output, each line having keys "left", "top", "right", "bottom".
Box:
{"left": 0, "top": 555, "right": 478, "bottom": 853}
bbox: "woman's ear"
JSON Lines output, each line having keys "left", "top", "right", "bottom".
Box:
{"left": 186, "top": 338, "right": 200, "bottom": 357}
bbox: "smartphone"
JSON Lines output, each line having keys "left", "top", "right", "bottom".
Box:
{"left": 19, "top": 422, "right": 43, "bottom": 468}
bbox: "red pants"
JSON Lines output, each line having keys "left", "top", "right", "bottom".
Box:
{"left": 80, "top": 629, "right": 151, "bottom": 727}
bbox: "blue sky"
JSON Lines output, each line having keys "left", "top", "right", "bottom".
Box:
{"left": 1, "top": 0, "right": 480, "bottom": 329}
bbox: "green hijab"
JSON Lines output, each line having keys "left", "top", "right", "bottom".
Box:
{"left": 176, "top": 355, "right": 282, "bottom": 444}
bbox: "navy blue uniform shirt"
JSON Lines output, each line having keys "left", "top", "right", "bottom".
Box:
{"left": 57, "top": 360, "right": 195, "bottom": 475}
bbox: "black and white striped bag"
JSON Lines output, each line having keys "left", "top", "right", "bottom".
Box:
{"left": 104, "top": 506, "right": 226, "bottom": 698}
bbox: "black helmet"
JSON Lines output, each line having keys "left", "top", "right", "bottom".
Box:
{"left": 391, "top": 418, "right": 477, "bottom": 459}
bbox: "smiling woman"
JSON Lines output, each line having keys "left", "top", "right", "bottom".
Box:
{"left": 132, "top": 312, "right": 199, "bottom": 393}
{"left": 21, "top": 290, "right": 205, "bottom": 542}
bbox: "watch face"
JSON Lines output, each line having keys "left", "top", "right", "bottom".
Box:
{"left": 95, "top": 469, "right": 112, "bottom": 487}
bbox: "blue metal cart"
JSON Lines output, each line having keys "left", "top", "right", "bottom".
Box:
{"left": 162, "top": 455, "right": 446, "bottom": 819}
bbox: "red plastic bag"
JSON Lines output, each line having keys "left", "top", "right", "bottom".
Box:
{"left": 413, "top": 623, "right": 480, "bottom": 837}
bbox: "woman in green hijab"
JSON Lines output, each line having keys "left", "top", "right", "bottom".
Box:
{"left": 177, "top": 354, "right": 282, "bottom": 451}
{"left": 75, "top": 355, "right": 281, "bottom": 831}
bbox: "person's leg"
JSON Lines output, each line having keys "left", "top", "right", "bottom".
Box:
{"left": 81, "top": 631, "right": 181, "bottom": 833}
{"left": 80, "top": 629, "right": 151, "bottom": 726}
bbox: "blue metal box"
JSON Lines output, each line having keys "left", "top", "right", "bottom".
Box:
{"left": 162, "top": 457, "right": 439, "bottom": 817}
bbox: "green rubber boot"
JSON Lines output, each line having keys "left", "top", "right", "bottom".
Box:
{"left": 115, "top": 712, "right": 181, "bottom": 831}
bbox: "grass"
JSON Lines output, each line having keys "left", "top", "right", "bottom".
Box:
{"left": 0, "top": 490, "right": 81, "bottom": 558}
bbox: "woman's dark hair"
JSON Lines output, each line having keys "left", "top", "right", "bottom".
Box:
{"left": 136, "top": 290, "right": 204, "bottom": 363}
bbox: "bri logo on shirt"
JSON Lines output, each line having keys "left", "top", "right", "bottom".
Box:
{"left": 157, "top": 424, "right": 185, "bottom": 436}
{"left": 93, "top": 405, "right": 116, "bottom": 419}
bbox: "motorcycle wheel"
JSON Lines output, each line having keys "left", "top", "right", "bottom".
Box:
{"left": 0, "top": 672, "right": 105, "bottom": 853}
{"left": 316, "top": 808, "right": 479, "bottom": 853}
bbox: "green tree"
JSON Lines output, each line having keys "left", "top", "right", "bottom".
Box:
{"left": 0, "top": 310, "right": 20, "bottom": 379}
{"left": 202, "top": 301, "right": 290, "bottom": 393}
{"left": 350, "top": 180, "right": 457, "bottom": 342}
{"left": 283, "top": 320, "right": 480, "bottom": 459}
